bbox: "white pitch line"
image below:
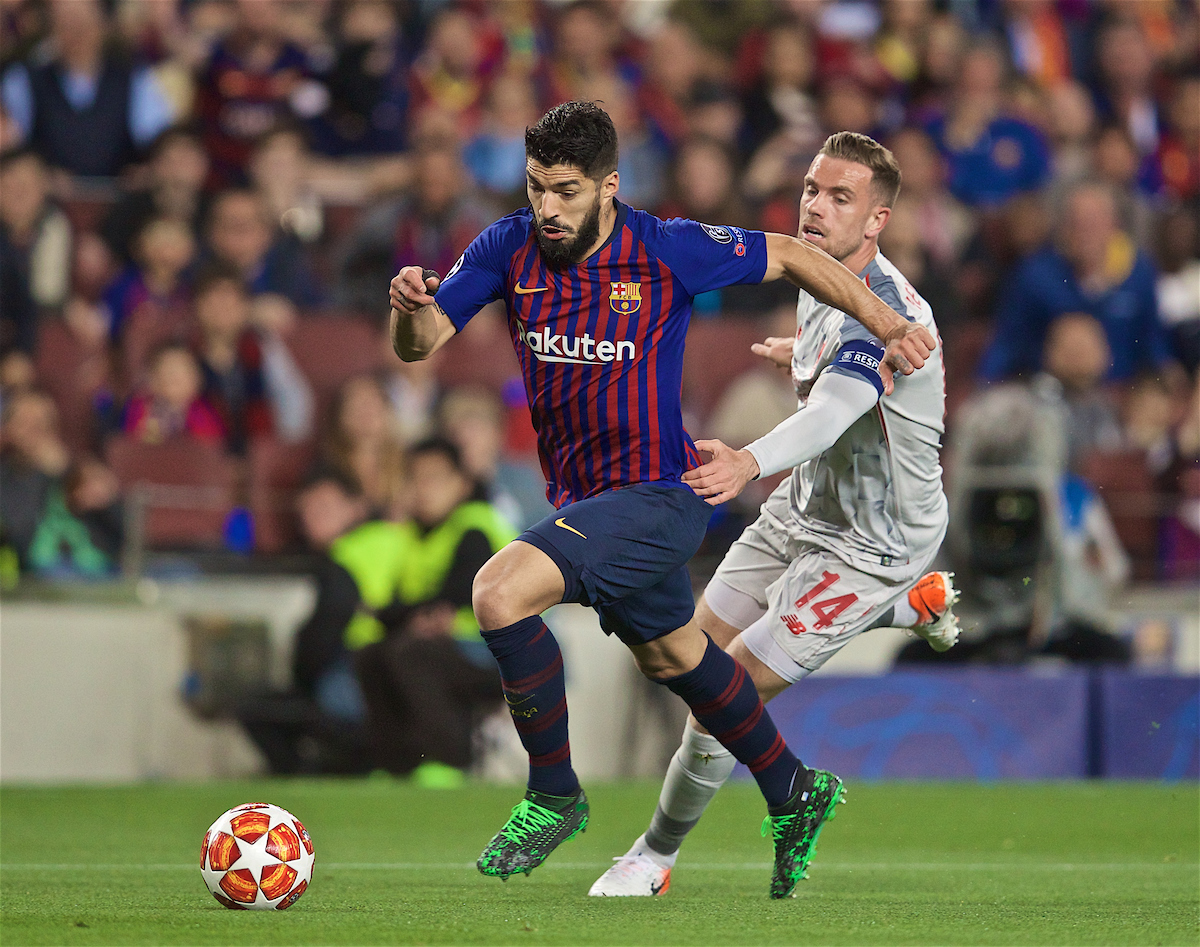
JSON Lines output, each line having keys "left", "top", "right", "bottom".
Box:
{"left": 0, "top": 862, "right": 1193, "bottom": 872}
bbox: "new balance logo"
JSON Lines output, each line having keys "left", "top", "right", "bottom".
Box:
{"left": 517, "top": 321, "right": 636, "bottom": 365}
{"left": 781, "top": 614, "right": 808, "bottom": 636}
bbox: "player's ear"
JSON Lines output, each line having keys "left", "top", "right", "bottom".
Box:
{"left": 866, "top": 204, "right": 890, "bottom": 240}
{"left": 599, "top": 169, "right": 619, "bottom": 201}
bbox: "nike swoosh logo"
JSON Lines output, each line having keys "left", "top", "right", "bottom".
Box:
{"left": 554, "top": 518, "right": 586, "bottom": 539}
{"left": 515, "top": 284, "right": 549, "bottom": 295}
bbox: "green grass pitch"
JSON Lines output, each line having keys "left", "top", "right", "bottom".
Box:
{"left": 1, "top": 780, "right": 1196, "bottom": 946}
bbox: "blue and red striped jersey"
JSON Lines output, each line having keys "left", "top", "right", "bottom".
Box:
{"left": 434, "top": 201, "right": 768, "bottom": 508}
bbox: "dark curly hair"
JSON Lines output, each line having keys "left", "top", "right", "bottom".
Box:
{"left": 524, "top": 101, "right": 619, "bottom": 181}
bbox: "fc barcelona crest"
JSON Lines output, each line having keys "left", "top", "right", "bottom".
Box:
{"left": 609, "top": 281, "right": 641, "bottom": 314}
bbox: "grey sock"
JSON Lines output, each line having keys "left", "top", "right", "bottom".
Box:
{"left": 642, "top": 725, "right": 736, "bottom": 856}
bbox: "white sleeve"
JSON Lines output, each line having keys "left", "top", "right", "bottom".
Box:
{"left": 744, "top": 370, "right": 880, "bottom": 479}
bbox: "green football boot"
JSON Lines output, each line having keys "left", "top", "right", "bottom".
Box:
{"left": 477, "top": 788, "right": 589, "bottom": 880}
{"left": 761, "top": 769, "right": 846, "bottom": 899}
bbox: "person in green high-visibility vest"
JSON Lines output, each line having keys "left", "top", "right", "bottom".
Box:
{"left": 356, "top": 437, "right": 517, "bottom": 785}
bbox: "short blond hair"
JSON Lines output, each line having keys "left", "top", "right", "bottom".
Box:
{"left": 818, "top": 132, "right": 902, "bottom": 207}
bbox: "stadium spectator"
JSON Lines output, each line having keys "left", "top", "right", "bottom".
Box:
{"left": 1152, "top": 72, "right": 1200, "bottom": 202}
{"left": 464, "top": 69, "right": 541, "bottom": 199}
{"left": 543, "top": 0, "right": 628, "bottom": 104}
{"left": 377, "top": 326, "right": 441, "bottom": 448}
{"left": 121, "top": 341, "right": 225, "bottom": 447}
{"left": 1092, "top": 17, "right": 1160, "bottom": 157}
{"left": 1000, "top": 0, "right": 1074, "bottom": 91}
{"left": 637, "top": 18, "right": 707, "bottom": 148}
{"left": 101, "top": 216, "right": 195, "bottom": 384}
{"left": 1, "top": 388, "right": 123, "bottom": 576}
{"left": 886, "top": 126, "right": 973, "bottom": 268}
{"left": 407, "top": 6, "right": 497, "bottom": 135}
{"left": 307, "top": 0, "right": 411, "bottom": 157}
{"left": 739, "top": 21, "right": 822, "bottom": 165}
{"left": 193, "top": 0, "right": 322, "bottom": 186}
{"left": 205, "top": 186, "right": 322, "bottom": 306}
{"left": 337, "top": 141, "right": 493, "bottom": 314}
{"left": 0, "top": 0, "right": 174, "bottom": 178}
{"left": 236, "top": 470, "right": 384, "bottom": 775}
{"left": 99, "top": 126, "right": 211, "bottom": 267}
{"left": 1033, "top": 312, "right": 1124, "bottom": 471}
{"left": 0, "top": 147, "right": 72, "bottom": 317}
{"left": 247, "top": 124, "right": 324, "bottom": 245}
{"left": 1091, "top": 123, "right": 1156, "bottom": 248}
{"left": 438, "top": 386, "right": 550, "bottom": 532}
{"left": 978, "top": 182, "right": 1169, "bottom": 382}
{"left": 1045, "top": 79, "right": 1098, "bottom": 186}
{"left": 318, "top": 373, "right": 406, "bottom": 517}
{"left": 355, "top": 437, "right": 513, "bottom": 784}
{"left": 1156, "top": 206, "right": 1200, "bottom": 376}
{"left": 191, "top": 265, "right": 274, "bottom": 453}
{"left": 922, "top": 39, "right": 1051, "bottom": 206}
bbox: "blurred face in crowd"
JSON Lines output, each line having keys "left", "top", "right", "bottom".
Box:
{"left": 487, "top": 72, "right": 539, "bottom": 135}
{"left": 799, "top": 154, "right": 890, "bottom": 264}
{"left": 428, "top": 9, "right": 480, "bottom": 77}
{"left": 250, "top": 129, "right": 307, "bottom": 194}
{"left": 1093, "top": 126, "right": 1139, "bottom": 185}
{"left": 50, "top": 0, "right": 106, "bottom": 65}
{"left": 408, "top": 449, "right": 471, "bottom": 528}
{"left": 1047, "top": 81, "right": 1096, "bottom": 145}
{"left": 298, "top": 480, "right": 367, "bottom": 549}
{"left": 137, "top": 218, "right": 196, "bottom": 279}
{"left": 1097, "top": 20, "right": 1153, "bottom": 94}
{"left": 153, "top": 134, "right": 209, "bottom": 195}
{"left": 957, "top": 44, "right": 1005, "bottom": 101}
{"left": 0, "top": 152, "right": 48, "bottom": 238}
{"left": 341, "top": 0, "right": 398, "bottom": 43}
{"left": 556, "top": 3, "right": 612, "bottom": 73}
{"left": 674, "top": 139, "right": 734, "bottom": 218}
{"left": 209, "top": 192, "right": 273, "bottom": 272}
{"left": 764, "top": 25, "right": 813, "bottom": 90}
{"left": 820, "top": 79, "right": 875, "bottom": 135}
{"left": 526, "top": 158, "right": 616, "bottom": 271}
{"left": 338, "top": 376, "right": 391, "bottom": 446}
{"left": 414, "top": 146, "right": 462, "bottom": 216}
{"left": 1060, "top": 186, "right": 1118, "bottom": 275}
{"left": 888, "top": 128, "right": 942, "bottom": 197}
{"left": 194, "top": 278, "right": 251, "bottom": 341}
{"left": 1169, "top": 77, "right": 1200, "bottom": 144}
{"left": 1044, "top": 313, "right": 1112, "bottom": 392}
{"left": 2, "top": 390, "right": 61, "bottom": 460}
{"left": 149, "top": 346, "right": 203, "bottom": 410}
{"left": 441, "top": 392, "right": 503, "bottom": 478}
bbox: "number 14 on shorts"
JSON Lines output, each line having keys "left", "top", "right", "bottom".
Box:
{"left": 779, "top": 571, "right": 859, "bottom": 636}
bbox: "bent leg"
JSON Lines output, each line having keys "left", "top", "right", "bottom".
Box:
{"left": 472, "top": 539, "right": 578, "bottom": 796}
{"left": 630, "top": 620, "right": 803, "bottom": 809}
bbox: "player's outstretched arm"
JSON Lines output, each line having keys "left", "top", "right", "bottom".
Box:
{"left": 389, "top": 265, "right": 458, "bottom": 361}
{"left": 761, "top": 233, "right": 934, "bottom": 388}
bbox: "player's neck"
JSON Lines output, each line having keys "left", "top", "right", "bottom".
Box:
{"left": 578, "top": 199, "right": 618, "bottom": 263}
{"left": 841, "top": 238, "right": 880, "bottom": 278}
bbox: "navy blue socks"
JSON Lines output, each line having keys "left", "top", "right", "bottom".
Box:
{"left": 481, "top": 616, "right": 579, "bottom": 797}
{"left": 662, "top": 635, "right": 801, "bottom": 808}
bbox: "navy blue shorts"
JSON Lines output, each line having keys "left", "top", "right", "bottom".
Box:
{"left": 520, "top": 481, "right": 713, "bottom": 646}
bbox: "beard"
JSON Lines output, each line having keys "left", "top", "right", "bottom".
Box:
{"left": 533, "top": 195, "right": 603, "bottom": 271}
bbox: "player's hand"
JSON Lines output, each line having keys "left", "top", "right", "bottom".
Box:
{"left": 879, "top": 323, "right": 936, "bottom": 395}
{"left": 390, "top": 265, "right": 441, "bottom": 314}
{"left": 684, "top": 439, "right": 760, "bottom": 506}
{"left": 750, "top": 336, "right": 794, "bottom": 371}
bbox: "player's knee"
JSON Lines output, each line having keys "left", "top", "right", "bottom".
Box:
{"left": 471, "top": 560, "right": 515, "bottom": 631}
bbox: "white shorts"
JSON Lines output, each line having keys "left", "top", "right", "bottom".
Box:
{"left": 706, "top": 495, "right": 938, "bottom": 685}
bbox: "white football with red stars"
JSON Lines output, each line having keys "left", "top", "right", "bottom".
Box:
{"left": 200, "top": 803, "right": 314, "bottom": 910}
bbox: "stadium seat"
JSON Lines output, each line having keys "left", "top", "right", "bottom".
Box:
{"left": 247, "top": 438, "right": 316, "bottom": 553}
{"left": 682, "top": 319, "right": 770, "bottom": 422}
{"left": 1078, "top": 449, "right": 1160, "bottom": 580}
{"left": 288, "top": 310, "right": 382, "bottom": 385}
{"left": 105, "top": 437, "right": 240, "bottom": 551}
{"left": 34, "top": 319, "right": 110, "bottom": 453}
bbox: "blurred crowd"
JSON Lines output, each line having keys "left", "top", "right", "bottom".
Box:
{"left": 1, "top": 0, "right": 1197, "bottom": 596}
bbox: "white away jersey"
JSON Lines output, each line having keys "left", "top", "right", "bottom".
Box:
{"left": 772, "top": 252, "right": 948, "bottom": 576}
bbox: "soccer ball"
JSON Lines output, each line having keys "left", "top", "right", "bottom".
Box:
{"left": 200, "top": 803, "right": 314, "bottom": 910}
